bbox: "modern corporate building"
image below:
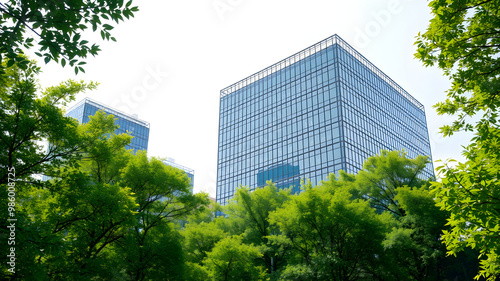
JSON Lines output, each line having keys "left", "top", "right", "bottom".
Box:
{"left": 66, "top": 98, "right": 150, "bottom": 152}
{"left": 65, "top": 99, "right": 195, "bottom": 190}
{"left": 216, "top": 34, "right": 433, "bottom": 206}
{"left": 163, "top": 158, "right": 195, "bottom": 189}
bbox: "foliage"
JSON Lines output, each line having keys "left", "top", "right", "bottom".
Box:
{"left": 277, "top": 263, "right": 316, "bottom": 281}
{"left": 177, "top": 151, "right": 477, "bottom": 280}
{"left": 350, "top": 151, "right": 453, "bottom": 280}
{"left": 224, "top": 183, "right": 291, "bottom": 273}
{"left": 351, "top": 150, "right": 431, "bottom": 216}
{"left": 0, "top": 0, "right": 139, "bottom": 74}
{"left": 270, "top": 150, "right": 472, "bottom": 281}
{"left": 0, "top": 59, "right": 207, "bottom": 280}
{"left": 203, "top": 235, "right": 267, "bottom": 281}
{"left": 0, "top": 58, "right": 96, "bottom": 185}
{"left": 269, "top": 185, "right": 391, "bottom": 281}
{"left": 433, "top": 129, "right": 500, "bottom": 280}
{"left": 2, "top": 111, "right": 206, "bottom": 280}
{"left": 183, "top": 220, "right": 226, "bottom": 265}
{"left": 181, "top": 209, "right": 227, "bottom": 280}
{"left": 416, "top": 1, "right": 500, "bottom": 279}
{"left": 0, "top": 58, "right": 96, "bottom": 279}
{"left": 415, "top": 0, "right": 500, "bottom": 136}
{"left": 383, "top": 186, "right": 449, "bottom": 280}
{"left": 2, "top": 111, "right": 137, "bottom": 280}
{"left": 121, "top": 222, "right": 186, "bottom": 281}
{"left": 116, "top": 150, "right": 208, "bottom": 280}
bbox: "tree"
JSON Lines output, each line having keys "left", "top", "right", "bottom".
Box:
{"left": 223, "top": 183, "right": 291, "bottom": 274}
{"left": 5, "top": 111, "right": 137, "bottom": 280}
{"left": 120, "top": 222, "right": 186, "bottom": 281}
{"left": 3, "top": 110, "right": 207, "bottom": 280}
{"left": 182, "top": 220, "right": 226, "bottom": 281}
{"left": 324, "top": 150, "right": 473, "bottom": 280}
{"left": 382, "top": 186, "right": 449, "bottom": 280}
{"left": 416, "top": 1, "right": 500, "bottom": 279}
{"left": 117, "top": 151, "right": 208, "bottom": 280}
{"left": 0, "top": 0, "right": 139, "bottom": 73}
{"left": 350, "top": 150, "right": 431, "bottom": 216}
{"left": 184, "top": 220, "right": 226, "bottom": 263}
{"left": 269, "top": 185, "right": 391, "bottom": 281}
{"left": 0, "top": 58, "right": 102, "bottom": 279}
{"left": 415, "top": 0, "right": 500, "bottom": 137}
{"left": 0, "top": 58, "right": 99, "bottom": 277}
{"left": 433, "top": 139, "right": 500, "bottom": 280}
{"left": 0, "top": 59, "right": 207, "bottom": 278}
{"left": 203, "top": 235, "right": 267, "bottom": 281}
{"left": 179, "top": 151, "right": 476, "bottom": 280}
{"left": 180, "top": 197, "right": 226, "bottom": 280}
{"left": 0, "top": 58, "right": 96, "bottom": 186}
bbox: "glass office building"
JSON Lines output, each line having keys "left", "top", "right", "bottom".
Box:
{"left": 216, "top": 34, "right": 433, "bottom": 206}
{"left": 163, "top": 158, "right": 195, "bottom": 190}
{"left": 66, "top": 98, "right": 150, "bottom": 152}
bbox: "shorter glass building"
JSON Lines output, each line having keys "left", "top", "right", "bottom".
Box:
{"left": 163, "top": 158, "right": 195, "bottom": 192}
{"left": 66, "top": 98, "right": 150, "bottom": 153}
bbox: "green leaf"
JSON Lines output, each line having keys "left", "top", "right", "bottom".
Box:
{"left": 103, "top": 24, "right": 114, "bottom": 30}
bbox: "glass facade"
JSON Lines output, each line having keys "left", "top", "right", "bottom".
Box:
{"left": 216, "top": 34, "right": 433, "bottom": 206}
{"left": 162, "top": 158, "right": 195, "bottom": 190}
{"left": 66, "top": 98, "right": 150, "bottom": 153}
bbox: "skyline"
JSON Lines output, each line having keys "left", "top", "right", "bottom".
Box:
{"left": 31, "top": 1, "right": 471, "bottom": 197}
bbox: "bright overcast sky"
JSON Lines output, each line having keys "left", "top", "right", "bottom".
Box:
{"left": 34, "top": 0, "right": 471, "bottom": 197}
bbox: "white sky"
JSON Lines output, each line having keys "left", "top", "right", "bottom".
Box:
{"left": 34, "top": 0, "right": 471, "bottom": 197}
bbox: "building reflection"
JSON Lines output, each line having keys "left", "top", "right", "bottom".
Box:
{"left": 257, "top": 163, "right": 301, "bottom": 194}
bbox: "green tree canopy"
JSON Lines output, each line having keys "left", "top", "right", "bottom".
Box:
{"left": 269, "top": 186, "right": 391, "bottom": 281}
{"left": 0, "top": 58, "right": 96, "bottom": 185}
{"left": 416, "top": 1, "right": 500, "bottom": 279}
{"left": 0, "top": 0, "right": 139, "bottom": 73}
{"left": 349, "top": 150, "right": 431, "bottom": 216}
{"left": 432, "top": 136, "right": 500, "bottom": 280}
{"left": 178, "top": 151, "right": 477, "bottom": 280}
{"left": 117, "top": 150, "right": 208, "bottom": 280}
{"left": 415, "top": 0, "right": 500, "bottom": 136}
{"left": 223, "top": 183, "right": 291, "bottom": 274}
{"left": 0, "top": 59, "right": 208, "bottom": 279}
{"left": 203, "top": 235, "right": 267, "bottom": 281}
{"left": 5, "top": 111, "right": 138, "bottom": 280}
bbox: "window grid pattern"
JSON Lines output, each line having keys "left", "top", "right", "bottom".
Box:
{"left": 218, "top": 45, "right": 345, "bottom": 206}
{"left": 217, "top": 38, "right": 433, "bottom": 206}
{"left": 336, "top": 46, "right": 433, "bottom": 177}
{"left": 66, "top": 99, "right": 150, "bottom": 153}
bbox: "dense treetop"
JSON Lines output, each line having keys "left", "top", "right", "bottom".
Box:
{"left": 416, "top": 1, "right": 500, "bottom": 279}
{"left": 0, "top": 0, "right": 138, "bottom": 73}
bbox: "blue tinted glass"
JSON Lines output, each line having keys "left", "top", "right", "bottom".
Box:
{"left": 217, "top": 36, "right": 433, "bottom": 206}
